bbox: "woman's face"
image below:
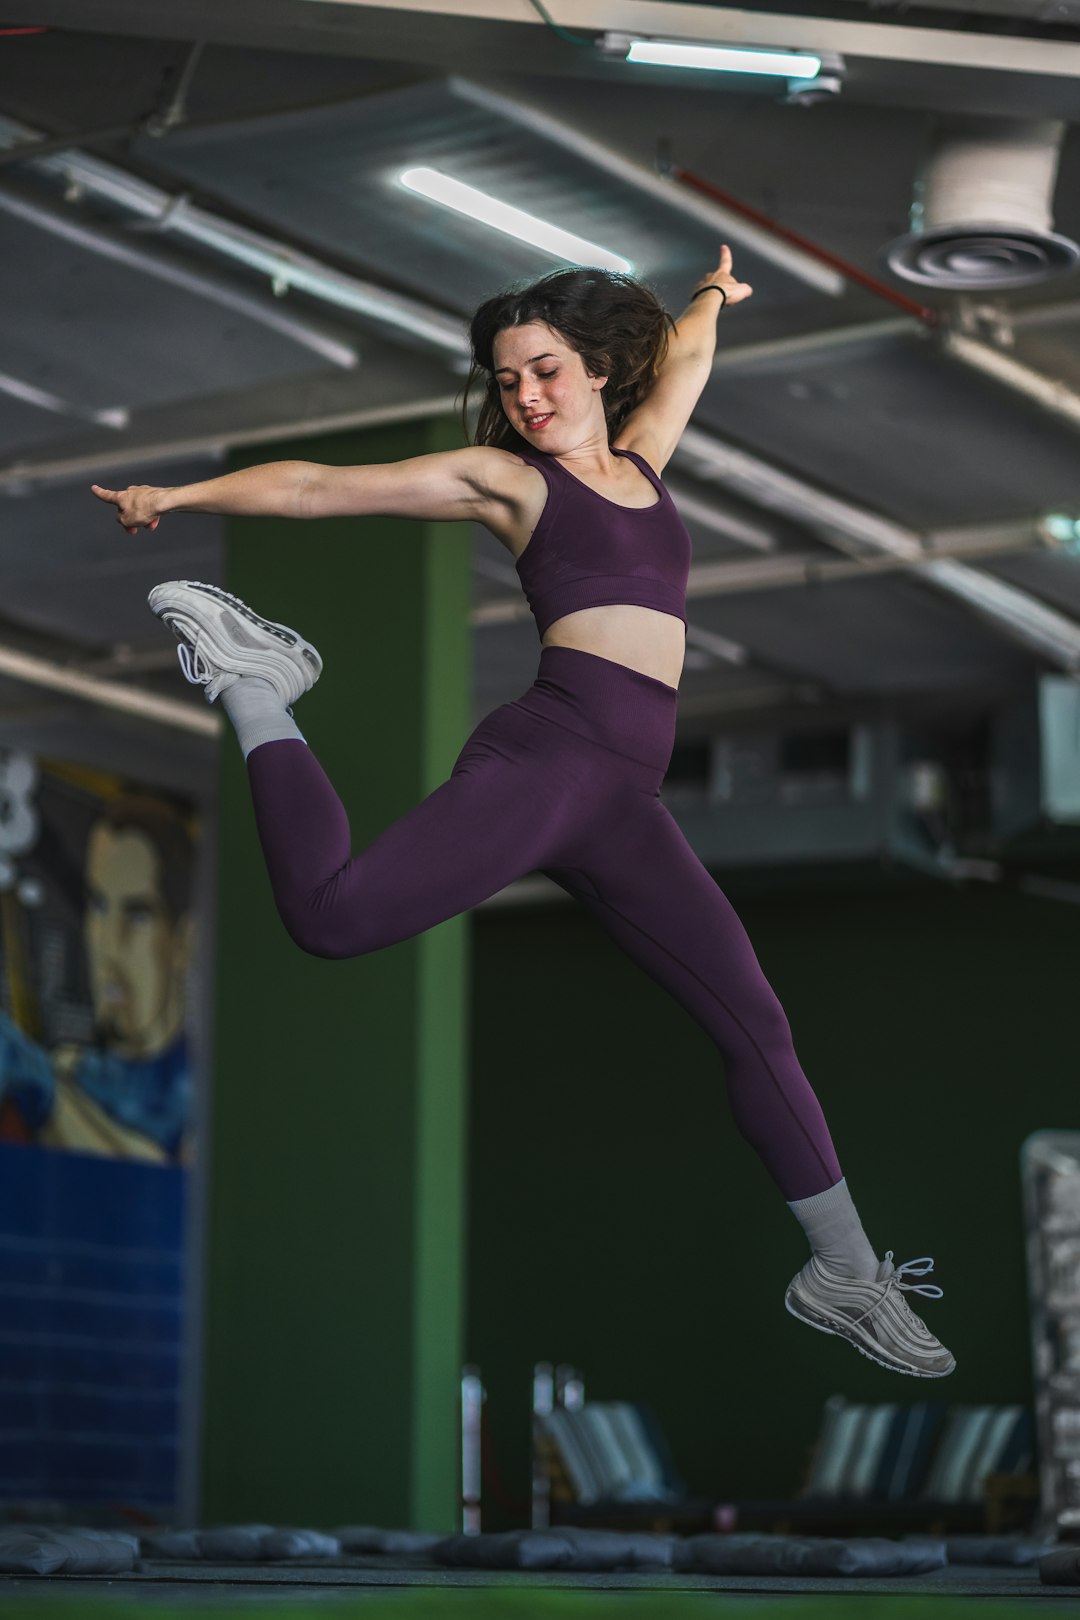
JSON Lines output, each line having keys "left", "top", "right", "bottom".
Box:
{"left": 492, "top": 322, "right": 608, "bottom": 450}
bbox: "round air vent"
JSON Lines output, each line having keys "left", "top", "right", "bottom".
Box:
{"left": 883, "top": 116, "right": 1080, "bottom": 290}
{"left": 886, "top": 224, "right": 1079, "bottom": 290}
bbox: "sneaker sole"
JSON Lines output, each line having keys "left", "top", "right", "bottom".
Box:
{"left": 148, "top": 580, "right": 322, "bottom": 694}
{"left": 784, "top": 1291, "right": 956, "bottom": 1378}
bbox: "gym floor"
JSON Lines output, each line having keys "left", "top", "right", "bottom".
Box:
{"left": 2, "top": 1558, "right": 1079, "bottom": 1615}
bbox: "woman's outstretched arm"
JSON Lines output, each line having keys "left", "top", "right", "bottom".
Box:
{"left": 91, "top": 446, "right": 524, "bottom": 534}
{"left": 614, "top": 245, "right": 753, "bottom": 472}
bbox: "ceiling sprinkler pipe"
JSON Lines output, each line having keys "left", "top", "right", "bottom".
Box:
{"left": 671, "top": 164, "right": 938, "bottom": 326}
{"left": 884, "top": 117, "right": 1080, "bottom": 291}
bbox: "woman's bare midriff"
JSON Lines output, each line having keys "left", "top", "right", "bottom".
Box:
{"left": 541, "top": 604, "right": 685, "bottom": 690}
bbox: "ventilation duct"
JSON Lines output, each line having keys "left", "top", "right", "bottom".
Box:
{"left": 884, "top": 116, "right": 1079, "bottom": 290}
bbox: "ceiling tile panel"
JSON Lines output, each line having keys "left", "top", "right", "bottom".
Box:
{"left": 700, "top": 328, "right": 1080, "bottom": 529}
{"left": 135, "top": 80, "right": 832, "bottom": 318}
{"left": 0, "top": 202, "right": 348, "bottom": 438}
{"left": 691, "top": 573, "right": 1036, "bottom": 691}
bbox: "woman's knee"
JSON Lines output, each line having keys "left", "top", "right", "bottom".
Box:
{"left": 276, "top": 900, "right": 377, "bottom": 960}
{"left": 712, "top": 977, "right": 794, "bottom": 1062}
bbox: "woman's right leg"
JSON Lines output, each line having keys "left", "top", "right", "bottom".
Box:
{"left": 147, "top": 578, "right": 576, "bottom": 960}
{"left": 244, "top": 711, "right": 571, "bottom": 958}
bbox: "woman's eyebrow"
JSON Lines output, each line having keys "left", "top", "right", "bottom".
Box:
{"left": 494, "top": 353, "right": 557, "bottom": 374}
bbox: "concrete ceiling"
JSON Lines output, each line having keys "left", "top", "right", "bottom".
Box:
{"left": 2, "top": 0, "right": 1080, "bottom": 798}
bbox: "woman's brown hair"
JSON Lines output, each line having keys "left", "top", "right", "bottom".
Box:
{"left": 462, "top": 268, "right": 674, "bottom": 452}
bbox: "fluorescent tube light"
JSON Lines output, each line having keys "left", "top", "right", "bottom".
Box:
{"left": 400, "top": 167, "right": 633, "bottom": 273}
{"left": 624, "top": 39, "right": 821, "bottom": 78}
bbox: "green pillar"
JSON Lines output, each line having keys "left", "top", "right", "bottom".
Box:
{"left": 201, "top": 419, "right": 471, "bottom": 1530}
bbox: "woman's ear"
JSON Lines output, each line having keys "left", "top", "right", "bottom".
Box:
{"left": 585, "top": 353, "right": 611, "bottom": 392}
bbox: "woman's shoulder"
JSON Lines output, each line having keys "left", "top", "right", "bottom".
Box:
{"left": 460, "top": 442, "right": 547, "bottom": 499}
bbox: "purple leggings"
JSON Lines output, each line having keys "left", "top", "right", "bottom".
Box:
{"left": 247, "top": 644, "right": 842, "bottom": 1200}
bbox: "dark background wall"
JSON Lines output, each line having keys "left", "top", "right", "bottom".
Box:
{"left": 466, "top": 873, "right": 1075, "bottom": 1520}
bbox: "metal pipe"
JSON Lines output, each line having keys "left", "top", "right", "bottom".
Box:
{"left": 0, "top": 641, "right": 220, "bottom": 736}
{"left": 0, "top": 114, "right": 469, "bottom": 356}
{"left": 671, "top": 164, "right": 938, "bottom": 325}
{"left": 0, "top": 181, "right": 360, "bottom": 371}
{"left": 0, "top": 368, "right": 127, "bottom": 431}
{"left": 710, "top": 318, "right": 917, "bottom": 373}
{"left": 0, "top": 122, "right": 137, "bottom": 166}
{"left": 674, "top": 424, "right": 1080, "bottom": 669}
{"left": 0, "top": 394, "right": 460, "bottom": 491}
{"left": 942, "top": 331, "right": 1080, "bottom": 432}
{"left": 471, "top": 517, "right": 1060, "bottom": 622}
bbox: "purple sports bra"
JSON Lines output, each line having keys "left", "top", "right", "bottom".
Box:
{"left": 513, "top": 447, "right": 692, "bottom": 640}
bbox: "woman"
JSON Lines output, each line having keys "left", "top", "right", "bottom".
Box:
{"left": 92, "top": 248, "right": 953, "bottom": 1378}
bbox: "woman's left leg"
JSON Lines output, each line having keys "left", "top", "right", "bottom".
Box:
{"left": 561, "top": 790, "right": 955, "bottom": 1377}
{"left": 562, "top": 791, "right": 841, "bottom": 1204}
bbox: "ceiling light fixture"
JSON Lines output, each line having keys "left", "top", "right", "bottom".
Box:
{"left": 400, "top": 167, "right": 633, "bottom": 273}
{"left": 602, "top": 32, "right": 821, "bottom": 79}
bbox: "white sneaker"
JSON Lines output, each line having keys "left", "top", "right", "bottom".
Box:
{"left": 148, "top": 580, "right": 322, "bottom": 706}
{"left": 785, "top": 1251, "right": 956, "bottom": 1378}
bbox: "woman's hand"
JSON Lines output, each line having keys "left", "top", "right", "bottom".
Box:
{"left": 90, "top": 483, "right": 164, "bottom": 536}
{"left": 693, "top": 245, "right": 753, "bottom": 310}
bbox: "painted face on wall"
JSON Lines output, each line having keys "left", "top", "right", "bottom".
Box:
{"left": 84, "top": 823, "right": 193, "bottom": 1060}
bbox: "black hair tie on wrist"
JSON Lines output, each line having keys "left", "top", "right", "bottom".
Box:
{"left": 692, "top": 285, "right": 727, "bottom": 307}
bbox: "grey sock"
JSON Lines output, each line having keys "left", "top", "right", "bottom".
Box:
{"left": 788, "top": 1177, "right": 880, "bottom": 1280}
{"left": 220, "top": 676, "right": 305, "bottom": 760}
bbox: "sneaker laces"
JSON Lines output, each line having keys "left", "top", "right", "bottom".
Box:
{"left": 851, "top": 1252, "right": 943, "bottom": 1328}
{"left": 177, "top": 640, "right": 212, "bottom": 687}
{"left": 176, "top": 638, "right": 233, "bottom": 703}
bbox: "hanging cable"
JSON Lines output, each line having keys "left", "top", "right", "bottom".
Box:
{"left": 526, "top": 0, "right": 594, "bottom": 49}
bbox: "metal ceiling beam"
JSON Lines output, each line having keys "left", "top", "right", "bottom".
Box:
{"left": 471, "top": 516, "right": 1063, "bottom": 623}
{"left": 665, "top": 480, "right": 780, "bottom": 552}
{"left": 712, "top": 319, "right": 916, "bottom": 372}
{"left": 674, "top": 424, "right": 1080, "bottom": 668}
{"left": 0, "top": 395, "right": 460, "bottom": 490}
{"left": 304, "top": 0, "right": 1080, "bottom": 77}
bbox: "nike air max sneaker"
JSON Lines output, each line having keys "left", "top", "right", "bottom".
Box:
{"left": 148, "top": 580, "right": 322, "bottom": 706}
{"left": 785, "top": 1251, "right": 956, "bottom": 1378}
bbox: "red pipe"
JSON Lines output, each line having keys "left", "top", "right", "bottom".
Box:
{"left": 672, "top": 162, "right": 939, "bottom": 327}
{"left": 0, "top": 25, "right": 48, "bottom": 34}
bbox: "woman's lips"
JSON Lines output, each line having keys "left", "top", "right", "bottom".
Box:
{"left": 524, "top": 414, "right": 553, "bottom": 431}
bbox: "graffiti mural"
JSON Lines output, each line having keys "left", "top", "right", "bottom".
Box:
{"left": 0, "top": 753, "right": 199, "bottom": 1515}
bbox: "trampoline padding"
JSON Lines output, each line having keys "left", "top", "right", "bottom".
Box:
{"left": 674, "top": 1533, "right": 947, "bottom": 1576}
{"left": 945, "top": 1536, "right": 1054, "bottom": 1566}
{"left": 336, "top": 1526, "right": 445, "bottom": 1556}
{"left": 143, "top": 1525, "right": 340, "bottom": 1560}
{"left": 434, "top": 1528, "right": 676, "bottom": 1571}
{"left": 1039, "top": 1547, "right": 1080, "bottom": 1584}
{"left": 0, "top": 1527, "right": 139, "bottom": 1574}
